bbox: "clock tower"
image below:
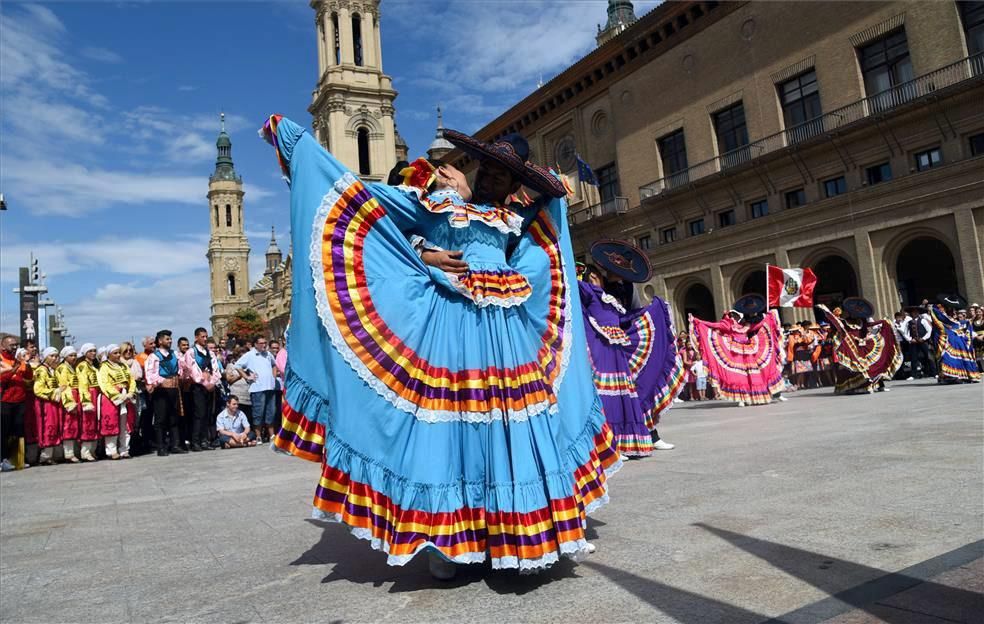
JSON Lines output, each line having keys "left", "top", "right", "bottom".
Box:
{"left": 207, "top": 113, "right": 251, "bottom": 339}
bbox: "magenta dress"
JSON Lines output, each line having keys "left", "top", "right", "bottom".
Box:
{"left": 579, "top": 282, "right": 685, "bottom": 456}
{"left": 690, "top": 311, "right": 784, "bottom": 405}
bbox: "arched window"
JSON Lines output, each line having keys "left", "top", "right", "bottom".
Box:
{"left": 357, "top": 128, "right": 371, "bottom": 175}
{"left": 352, "top": 14, "right": 363, "bottom": 66}
{"left": 331, "top": 13, "right": 340, "bottom": 64}
{"left": 227, "top": 274, "right": 236, "bottom": 296}
{"left": 226, "top": 204, "right": 232, "bottom": 227}
{"left": 214, "top": 205, "right": 219, "bottom": 227}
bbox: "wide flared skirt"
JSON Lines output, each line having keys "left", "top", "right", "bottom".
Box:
{"left": 266, "top": 114, "right": 618, "bottom": 571}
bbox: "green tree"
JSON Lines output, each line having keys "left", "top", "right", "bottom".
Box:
{"left": 227, "top": 308, "right": 268, "bottom": 340}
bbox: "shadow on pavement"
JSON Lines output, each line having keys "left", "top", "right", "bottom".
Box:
{"left": 696, "top": 523, "right": 984, "bottom": 623}
{"left": 291, "top": 519, "right": 581, "bottom": 594}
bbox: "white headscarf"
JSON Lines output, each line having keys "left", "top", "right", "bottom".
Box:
{"left": 15, "top": 348, "right": 27, "bottom": 360}
{"left": 42, "top": 347, "right": 59, "bottom": 360}
{"left": 97, "top": 346, "right": 107, "bottom": 361}
{"left": 60, "top": 345, "right": 77, "bottom": 359}
{"left": 80, "top": 342, "right": 97, "bottom": 355}
{"left": 105, "top": 344, "right": 120, "bottom": 356}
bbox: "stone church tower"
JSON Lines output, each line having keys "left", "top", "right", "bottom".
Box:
{"left": 207, "top": 113, "right": 251, "bottom": 338}
{"left": 309, "top": 0, "right": 399, "bottom": 181}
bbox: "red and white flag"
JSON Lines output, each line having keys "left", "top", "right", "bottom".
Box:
{"left": 767, "top": 265, "right": 817, "bottom": 308}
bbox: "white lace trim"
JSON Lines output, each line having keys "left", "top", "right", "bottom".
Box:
{"left": 446, "top": 273, "right": 533, "bottom": 309}
{"left": 309, "top": 173, "right": 555, "bottom": 425}
{"left": 600, "top": 292, "right": 626, "bottom": 315}
{"left": 587, "top": 316, "right": 630, "bottom": 346}
{"left": 395, "top": 185, "right": 523, "bottom": 236}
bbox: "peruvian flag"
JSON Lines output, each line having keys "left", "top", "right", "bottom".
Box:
{"left": 767, "top": 265, "right": 817, "bottom": 308}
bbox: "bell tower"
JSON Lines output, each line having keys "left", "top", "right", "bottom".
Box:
{"left": 207, "top": 112, "right": 251, "bottom": 339}
{"left": 309, "top": 0, "right": 399, "bottom": 181}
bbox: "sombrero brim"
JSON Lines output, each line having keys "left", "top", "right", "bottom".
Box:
{"left": 842, "top": 297, "right": 874, "bottom": 319}
{"left": 590, "top": 239, "right": 653, "bottom": 283}
{"left": 732, "top": 294, "right": 767, "bottom": 316}
{"left": 443, "top": 129, "right": 566, "bottom": 198}
{"left": 936, "top": 292, "right": 968, "bottom": 309}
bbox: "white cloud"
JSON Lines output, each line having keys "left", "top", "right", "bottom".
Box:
{"left": 178, "top": 85, "right": 197, "bottom": 92}
{"left": 61, "top": 272, "right": 214, "bottom": 345}
{"left": 0, "top": 236, "right": 211, "bottom": 283}
{"left": 388, "top": 0, "right": 663, "bottom": 130}
{"left": 3, "top": 158, "right": 274, "bottom": 217}
{"left": 80, "top": 46, "right": 123, "bottom": 64}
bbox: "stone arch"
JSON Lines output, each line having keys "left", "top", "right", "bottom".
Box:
{"left": 883, "top": 229, "right": 960, "bottom": 306}
{"left": 675, "top": 278, "right": 716, "bottom": 326}
{"left": 344, "top": 107, "right": 383, "bottom": 135}
{"left": 801, "top": 248, "right": 859, "bottom": 308}
{"left": 731, "top": 264, "right": 767, "bottom": 300}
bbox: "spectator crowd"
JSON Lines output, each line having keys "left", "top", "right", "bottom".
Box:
{"left": 0, "top": 329, "right": 288, "bottom": 471}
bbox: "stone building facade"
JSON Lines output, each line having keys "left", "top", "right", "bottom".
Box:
{"left": 453, "top": 0, "right": 984, "bottom": 328}
{"left": 207, "top": 114, "right": 251, "bottom": 339}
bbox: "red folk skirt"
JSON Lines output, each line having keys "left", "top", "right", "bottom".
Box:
{"left": 61, "top": 389, "right": 82, "bottom": 441}
{"left": 24, "top": 392, "right": 40, "bottom": 445}
{"left": 81, "top": 388, "right": 101, "bottom": 441}
{"left": 36, "top": 398, "right": 63, "bottom": 448}
{"left": 99, "top": 389, "right": 133, "bottom": 436}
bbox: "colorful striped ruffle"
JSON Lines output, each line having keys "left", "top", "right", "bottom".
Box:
{"left": 588, "top": 317, "right": 630, "bottom": 346}
{"left": 644, "top": 357, "right": 686, "bottom": 430}
{"left": 309, "top": 416, "right": 622, "bottom": 569}
{"left": 592, "top": 369, "right": 637, "bottom": 396}
{"left": 614, "top": 433, "right": 654, "bottom": 457}
{"left": 311, "top": 174, "right": 571, "bottom": 423}
{"left": 273, "top": 399, "right": 325, "bottom": 462}
{"left": 448, "top": 268, "right": 533, "bottom": 308}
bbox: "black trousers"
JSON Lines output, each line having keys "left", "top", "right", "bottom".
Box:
{"left": 152, "top": 387, "right": 182, "bottom": 449}
{"left": 0, "top": 401, "right": 26, "bottom": 461}
{"left": 189, "top": 384, "right": 215, "bottom": 445}
{"left": 910, "top": 341, "right": 938, "bottom": 377}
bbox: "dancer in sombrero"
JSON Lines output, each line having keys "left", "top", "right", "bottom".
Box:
{"left": 931, "top": 293, "right": 981, "bottom": 384}
{"left": 262, "top": 115, "right": 619, "bottom": 578}
{"left": 818, "top": 298, "right": 901, "bottom": 394}
{"left": 689, "top": 294, "right": 785, "bottom": 407}
{"left": 578, "top": 253, "right": 684, "bottom": 457}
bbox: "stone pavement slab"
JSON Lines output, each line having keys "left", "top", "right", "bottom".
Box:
{"left": 1, "top": 378, "right": 981, "bottom": 623}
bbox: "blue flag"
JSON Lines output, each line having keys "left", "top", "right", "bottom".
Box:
{"left": 576, "top": 155, "right": 599, "bottom": 186}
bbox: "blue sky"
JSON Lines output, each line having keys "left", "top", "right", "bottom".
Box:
{"left": 0, "top": 0, "right": 659, "bottom": 344}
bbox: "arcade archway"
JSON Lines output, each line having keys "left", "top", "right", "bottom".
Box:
{"left": 896, "top": 237, "right": 957, "bottom": 306}
{"left": 682, "top": 282, "right": 716, "bottom": 324}
{"left": 810, "top": 255, "right": 859, "bottom": 308}
{"left": 739, "top": 270, "right": 766, "bottom": 298}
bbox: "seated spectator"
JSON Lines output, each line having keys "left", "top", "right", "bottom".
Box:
{"left": 215, "top": 396, "right": 256, "bottom": 448}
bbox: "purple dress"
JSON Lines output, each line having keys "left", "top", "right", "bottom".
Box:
{"left": 579, "top": 282, "right": 685, "bottom": 457}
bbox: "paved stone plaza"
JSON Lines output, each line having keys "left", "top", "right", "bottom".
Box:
{"left": 1, "top": 379, "right": 981, "bottom": 623}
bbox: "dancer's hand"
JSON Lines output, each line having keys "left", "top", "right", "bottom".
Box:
{"left": 421, "top": 249, "right": 469, "bottom": 275}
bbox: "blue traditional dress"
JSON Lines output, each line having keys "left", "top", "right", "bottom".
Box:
{"left": 579, "top": 282, "right": 684, "bottom": 456}
{"left": 263, "top": 116, "right": 620, "bottom": 571}
{"left": 930, "top": 306, "right": 981, "bottom": 383}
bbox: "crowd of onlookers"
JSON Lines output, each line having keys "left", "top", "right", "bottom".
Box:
{"left": 0, "top": 330, "right": 287, "bottom": 471}
{"left": 673, "top": 301, "right": 984, "bottom": 402}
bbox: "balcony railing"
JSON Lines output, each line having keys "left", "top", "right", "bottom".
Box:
{"left": 568, "top": 196, "right": 629, "bottom": 225}
{"left": 639, "top": 52, "right": 984, "bottom": 200}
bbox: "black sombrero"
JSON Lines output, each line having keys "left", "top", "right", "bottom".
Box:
{"left": 732, "top": 293, "right": 766, "bottom": 317}
{"left": 937, "top": 292, "right": 968, "bottom": 310}
{"left": 589, "top": 239, "right": 653, "bottom": 283}
{"left": 842, "top": 297, "right": 874, "bottom": 320}
{"left": 443, "top": 129, "right": 567, "bottom": 198}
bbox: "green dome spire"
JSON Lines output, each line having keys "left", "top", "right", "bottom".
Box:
{"left": 211, "top": 112, "right": 240, "bottom": 182}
